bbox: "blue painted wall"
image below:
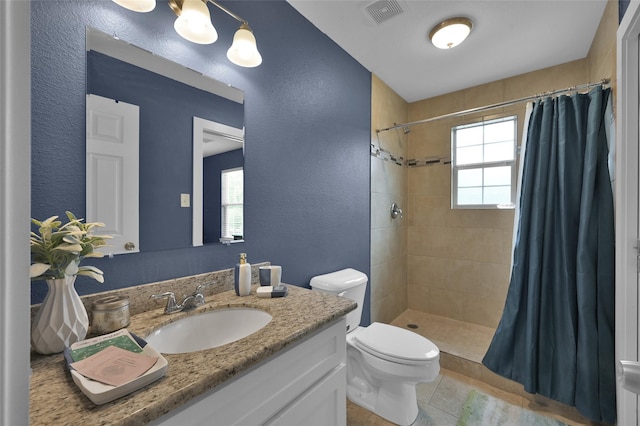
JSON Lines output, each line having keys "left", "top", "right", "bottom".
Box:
{"left": 620, "top": 0, "right": 629, "bottom": 22}
{"left": 31, "top": 1, "right": 372, "bottom": 325}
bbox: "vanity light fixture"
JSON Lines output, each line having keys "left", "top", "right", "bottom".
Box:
{"left": 112, "top": 0, "right": 262, "bottom": 67}
{"left": 429, "top": 17, "right": 473, "bottom": 49}
{"left": 169, "top": 0, "right": 262, "bottom": 67}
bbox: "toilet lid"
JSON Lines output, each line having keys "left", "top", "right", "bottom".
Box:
{"left": 353, "top": 322, "right": 439, "bottom": 363}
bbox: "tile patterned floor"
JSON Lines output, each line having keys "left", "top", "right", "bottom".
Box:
{"left": 347, "top": 369, "right": 574, "bottom": 425}
{"left": 347, "top": 310, "right": 600, "bottom": 426}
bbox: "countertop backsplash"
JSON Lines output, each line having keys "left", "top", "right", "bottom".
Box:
{"left": 30, "top": 262, "right": 270, "bottom": 323}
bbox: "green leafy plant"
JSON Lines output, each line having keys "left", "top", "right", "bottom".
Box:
{"left": 30, "top": 211, "right": 111, "bottom": 283}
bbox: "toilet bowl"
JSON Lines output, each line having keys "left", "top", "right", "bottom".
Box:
{"left": 310, "top": 269, "right": 440, "bottom": 426}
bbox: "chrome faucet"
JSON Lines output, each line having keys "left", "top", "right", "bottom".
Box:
{"left": 151, "top": 282, "right": 215, "bottom": 314}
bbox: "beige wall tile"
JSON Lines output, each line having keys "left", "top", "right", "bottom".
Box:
{"left": 448, "top": 227, "right": 511, "bottom": 264}
{"left": 407, "top": 195, "right": 449, "bottom": 227}
{"left": 371, "top": 158, "right": 405, "bottom": 195}
{"left": 407, "top": 255, "right": 451, "bottom": 290}
{"left": 370, "top": 227, "right": 390, "bottom": 266}
{"left": 370, "top": 156, "right": 387, "bottom": 194}
{"left": 407, "top": 279, "right": 429, "bottom": 311}
{"left": 446, "top": 259, "right": 510, "bottom": 300}
{"left": 371, "top": 75, "right": 408, "bottom": 321}
{"left": 370, "top": 256, "right": 407, "bottom": 323}
{"left": 370, "top": 297, "right": 384, "bottom": 324}
{"left": 587, "top": 1, "right": 617, "bottom": 85}
{"left": 388, "top": 225, "right": 407, "bottom": 259}
{"left": 464, "top": 80, "right": 505, "bottom": 110}
{"left": 460, "top": 293, "right": 507, "bottom": 328}
{"left": 409, "top": 122, "right": 451, "bottom": 159}
{"left": 375, "top": 126, "right": 407, "bottom": 154}
{"left": 408, "top": 225, "right": 452, "bottom": 258}
{"left": 408, "top": 165, "right": 451, "bottom": 197}
{"left": 547, "top": 60, "right": 589, "bottom": 89}
{"left": 427, "top": 288, "right": 465, "bottom": 319}
{"left": 447, "top": 208, "right": 514, "bottom": 229}
{"left": 411, "top": 90, "right": 465, "bottom": 119}
{"left": 440, "top": 356, "right": 484, "bottom": 382}
{"left": 371, "top": 191, "right": 406, "bottom": 230}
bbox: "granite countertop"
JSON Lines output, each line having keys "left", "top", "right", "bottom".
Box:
{"left": 29, "top": 284, "right": 356, "bottom": 425}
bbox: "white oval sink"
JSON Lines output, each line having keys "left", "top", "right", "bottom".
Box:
{"left": 145, "top": 308, "right": 272, "bottom": 354}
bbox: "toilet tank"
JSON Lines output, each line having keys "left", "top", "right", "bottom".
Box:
{"left": 310, "top": 268, "right": 367, "bottom": 332}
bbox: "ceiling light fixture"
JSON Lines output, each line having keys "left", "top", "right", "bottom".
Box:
{"left": 113, "top": 0, "right": 262, "bottom": 67}
{"left": 429, "top": 17, "right": 473, "bottom": 49}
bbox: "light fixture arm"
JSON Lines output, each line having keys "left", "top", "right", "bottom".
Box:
{"left": 206, "top": 0, "right": 248, "bottom": 26}
{"left": 169, "top": 0, "right": 248, "bottom": 25}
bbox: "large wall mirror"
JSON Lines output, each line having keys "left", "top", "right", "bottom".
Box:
{"left": 85, "top": 27, "right": 245, "bottom": 252}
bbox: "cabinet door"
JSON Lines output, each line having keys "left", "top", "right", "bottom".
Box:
{"left": 264, "top": 364, "right": 346, "bottom": 426}
{"left": 150, "top": 319, "right": 346, "bottom": 426}
{"left": 86, "top": 94, "right": 139, "bottom": 255}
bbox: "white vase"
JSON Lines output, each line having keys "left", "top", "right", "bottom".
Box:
{"left": 31, "top": 275, "right": 89, "bottom": 354}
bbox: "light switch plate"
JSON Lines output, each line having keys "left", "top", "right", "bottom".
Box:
{"left": 180, "top": 193, "right": 190, "bottom": 207}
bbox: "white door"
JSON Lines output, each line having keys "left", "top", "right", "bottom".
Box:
{"left": 616, "top": 4, "right": 640, "bottom": 424}
{"left": 86, "top": 94, "right": 140, "bottom": 255}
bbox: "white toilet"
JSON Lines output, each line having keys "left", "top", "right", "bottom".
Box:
{"left": 310, "top": 268, "right": 440, "bottom": 426}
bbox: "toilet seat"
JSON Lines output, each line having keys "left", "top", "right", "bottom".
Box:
{"left": 352, "top": 323, "right": 439, "bottom": 365}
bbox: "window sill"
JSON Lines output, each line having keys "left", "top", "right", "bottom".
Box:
{"left": 219, "top": 238, "right": 245, "bottom": 246}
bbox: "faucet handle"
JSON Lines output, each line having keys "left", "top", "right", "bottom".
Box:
{"left": 151, "top": 291, "right": 180, "bottom": 314}
{"left": 194, "top": 281, "right": 215, "bottom": 294}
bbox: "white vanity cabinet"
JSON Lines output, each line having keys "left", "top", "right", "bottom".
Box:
{"left": 151, "top": 318, "right": 347, "bottom": 426}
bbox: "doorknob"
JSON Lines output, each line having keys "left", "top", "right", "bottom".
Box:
{"left": 619, "top": 360, "right": 640, "bottom": 394}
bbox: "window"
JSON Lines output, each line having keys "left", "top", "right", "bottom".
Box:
{"left": 221, "top": 168, "right": 243, "bottom": 239}
{"left": 451, "top": 116, "right": 517, "bottom": 209}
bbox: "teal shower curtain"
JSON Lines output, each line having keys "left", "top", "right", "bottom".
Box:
{"left": 482, "top": 86, "right": 615, "bottom": 424}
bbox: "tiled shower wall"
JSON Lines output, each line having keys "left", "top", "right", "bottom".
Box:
{"left": 406, "top": 0, "right": 617, "bottom": 328}
{"left": 370, "top": 75, "right": 408, "bottom": 323}
{"left": 370, "top": 0, "right": 616, "bottom": 329}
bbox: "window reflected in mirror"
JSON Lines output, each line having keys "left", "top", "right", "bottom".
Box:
{"left": 220, "top": 168, "right": 244, "bottom": 242}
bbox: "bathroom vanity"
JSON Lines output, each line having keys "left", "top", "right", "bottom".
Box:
{"left": 29, "top": 284, "right": 356, "bottom": 425}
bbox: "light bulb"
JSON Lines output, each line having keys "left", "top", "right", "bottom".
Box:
{"left": 174, "top": 0, "right": 218, "bottom": 44}
{"left": 227, "top": 24, "right": 262, "bottom": 67}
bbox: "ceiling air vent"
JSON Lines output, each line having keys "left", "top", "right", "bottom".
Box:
{"left": 365, "top": 0, "right": 404, "bottom": 25}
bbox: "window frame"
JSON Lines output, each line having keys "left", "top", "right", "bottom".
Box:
{"left": 220, "top": 167, "right": 244, "bottom": 239}
{"left": 451, "top": 115, "right": 518, "bottom": 209}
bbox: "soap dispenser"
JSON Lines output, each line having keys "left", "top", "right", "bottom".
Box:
{"left": 235, "top": 253, "right": 251, "bottom": 296}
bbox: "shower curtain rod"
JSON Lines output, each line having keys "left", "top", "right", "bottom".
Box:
{"left": 376, "top": 79, "right": 610, "bottom": 133}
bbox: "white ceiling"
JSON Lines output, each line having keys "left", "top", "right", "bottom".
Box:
{"left": 286, "top": 0, "right": 609, "bottom": 103}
